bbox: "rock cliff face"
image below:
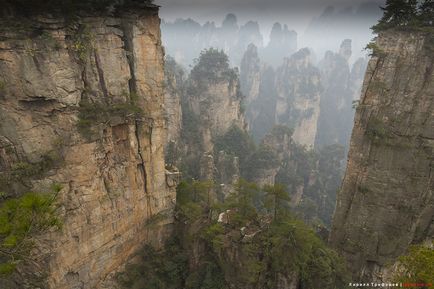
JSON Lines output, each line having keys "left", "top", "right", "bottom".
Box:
{"left": 315, "top": 39, "right": 368, "bottom": 149}
{"left": 184, "top": 56, "right": 244, "bottom": 152}
{"left": 164, "top": 56, "right": 184, "bottom": 160}
{"left": 330, "top": 30, "right": 434, "bottom": 281}
{"left": 240, "top": 44, "right": 277, "bottom": 142}
{"left": 275, "top": 48, "right": 322, "bottom": 148}
{"left": 0, "top": 5, "right": 176, "bottom": 289}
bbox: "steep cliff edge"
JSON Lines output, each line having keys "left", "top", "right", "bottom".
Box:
{"left": 0, "top": 4, "right": 176, "bottom": 289}
{"left": 330, "top": 30, "right": 434, "bottom": 281}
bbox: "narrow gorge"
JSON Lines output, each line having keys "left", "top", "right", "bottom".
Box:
{"left": 0, "top": 1, "right": 433, "bottom": 289}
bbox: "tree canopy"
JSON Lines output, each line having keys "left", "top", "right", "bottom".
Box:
{"left": 372, "top": 0, "right": 434, "bottom": 32}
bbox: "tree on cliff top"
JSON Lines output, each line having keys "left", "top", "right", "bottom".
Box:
{"left": 190, "top": 48, "right": 237, "bottom": 84}
{"left": 372, "top": 0, "right": 434, "bottom": 32}
{"left": 372, "top": 0, "right": 418, "bottom": 32}
{"left": 3, "top": 0, "right": 154, "bottom": 15}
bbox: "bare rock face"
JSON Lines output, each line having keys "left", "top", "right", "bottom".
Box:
{"left": 0, "top": 6, "right": 176, "bottom": 289}
{"left": 185, "top": 57, "right": 245, "bottom": 155}
{"left": 330, "top": 30, "right": 434, "bottom": 281}
{"left": 164, "top": 56, "right": 184, "bottom": 145}
{"left": 240, "top": 45, "right": 278, "bottom": 142}
{"left": 275, "top": 48, "right": 321, "bottom": 148}
{"left": 240, "top": 44, "right": 261, "bottom": 109}
{"left": 315, "top": 39, "right": 369, "bottom": 149}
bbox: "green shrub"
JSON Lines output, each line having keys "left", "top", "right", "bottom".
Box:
{"left": 214, "top": 124, "right": 255, "bottom": 166}
{"left": 116, "top": 238, "right": 188, "bottom": 289}
{"left": 242, "top": 145, "right": 279, "bottom": 180}
{"left": 70, "top": 24, "right": 94, "bottom": 62}
{"left": 77, "top": 99, "right": 143, "bottom": 139}
{"left": 5, "top": 0, "right": 155, "bottom": 16}
{"left": 365, "top": 42, "right": 387, "bottom": 57}
{"left": 0, "top": 187, "right": 61, "bottom": 276}
{"left": 395, "top": 244, "right": 434, "bottom": 286}
{"left": 366, "top": 116, "right": 390, "bottom": 144}
{"left": 0, "top": 151, "right": 62, "bottom": 194}
{"left": 201, "top": 223, "right": 225, "bottom": 250}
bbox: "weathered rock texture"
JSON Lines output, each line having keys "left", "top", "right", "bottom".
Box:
{"left": 164, "top": 56, "right": 184, "bottom": 165}
{"left": 330, "top": 30, "right": 434, "bottom": 281}
{"left": 275, "top": 48, "right": 322, "bottom": 148}
{"left": 0, "top": 5, "right": 177, "bottom": 289}
{"left": 181, "top": 56, "right": 245, "bottom": 181}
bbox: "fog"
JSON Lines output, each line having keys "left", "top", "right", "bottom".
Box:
{"left": 156, "top": 0, "right": 385, "bottom": 67}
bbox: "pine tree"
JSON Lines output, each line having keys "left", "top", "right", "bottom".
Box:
{"left": 418, "top": 0, "right": 434, "bottom": 26}
{"left": 264, "top": 184, "right": 290, "bottom": 221}
{"left": 373, "top": 0, "right": 418, "bottom": 32}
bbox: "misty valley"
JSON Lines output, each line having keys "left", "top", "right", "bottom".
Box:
{"left": 0, "top": 1, "right": 432, "bottom": 289}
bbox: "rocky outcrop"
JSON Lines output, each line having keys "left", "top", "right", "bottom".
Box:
{"left": 186, "top": 57, "right": 245, "bottom": 154}
{"left": 240, "top": 44, "right": 261, "bottom": 107}
{"left": 275, "top": 48, "right": 321, "bottom": 148}
{"left": 315, "top": 39, "right": 364, "bottom": 149}
{"left": 330, "top": 30, "right": 434, "bottom": 281}
{"left": 0, "top": 5, "right": 177, "bottom": 289}
{"left": 240, "top": 45, "right": 278, "bottom": 142}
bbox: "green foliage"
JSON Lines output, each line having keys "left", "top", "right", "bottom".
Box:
{"left": 365, "top": 42, "right": 387, "bottom": 57}
{"left": 243, "top": 146, "right": 279, "bottom": 180}
{"left": 0, "top": 151, "right": 62, "bottom": 194}
{"left": 190, "top": 48, "right": 237, "bottom": 84}
{"left": 201, "top": 223, "right": 225, "bottom": 250}
{"left": 352, "top": 100, "right": 360, "bottom": 110}
{"left": 372, "top": 0, "right": 434, "bottom": 33}
{"left": 225, "top": 180, "right": 260, "bottom": 224}
{"left": 366, "top": 116, "right": 391, "bottom": 144}
{"left": 5, "top": 0, "right": 155, "bottom": 16}
{"left": 77, "top": 99, "right": 143, "bottom": 140}
{"left": 372, "top": 0, "right": 418, "bottom": 33}
{"left": 395, "top": 244, "right": 434, "bottom": 286}
{"left": 175, "top": 180, "right": 214, "bottom": 221}
{"left": 263, "top": 183, "right": 291, "bottom": 221}
{"left": 0, "top": 190, "right": 61, "bottom": 276}
{"left": 214, "top": 124, "right": 255, "bottom": 167}
{"left": 70, "top": 25, "right": 94, "bottom": 62}
{"left": 0, "top": 80, "right": 5, "bottom": 92}
{"left": 118, "top": 179, "right": 349, "bottom": 289}
{"left": 116, "top": 238, "right": 188, "bottom": 289}
{"left": 264, "top": 218, "right": 349, "bottom": 288}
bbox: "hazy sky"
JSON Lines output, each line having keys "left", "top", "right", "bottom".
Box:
{"left": 155, "top": 0, "right": 385, "bottom": 32}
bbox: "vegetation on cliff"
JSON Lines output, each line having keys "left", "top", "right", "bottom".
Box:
{"left": 2, "top": 0, "right": 155, "bottom": 15}
{"left": 0, "top": 185, "right": 61, "bottom": 276}
{"left": 395, "top": 243, "right": 434, "bottom": 287}
{"left": 77, "top": 97, "right": 143, "bottom": 140}
{"left": 190, "top": 48, "right": 238, "bottom": 86}
{"left": 117, "top": 179, "right": 349, "bottom": 289}
{"left": 372, "top": 0, "right": 434, "bottom": 32}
